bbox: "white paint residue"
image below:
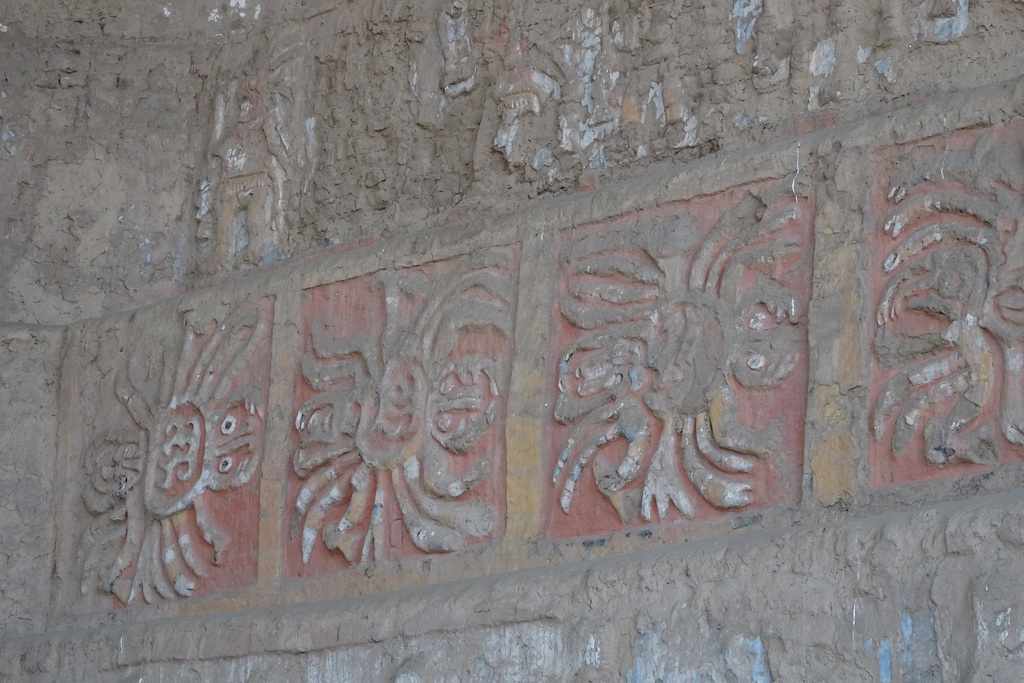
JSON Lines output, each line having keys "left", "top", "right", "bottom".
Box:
{"left": 792, "top": 142, "right": 801, "bottom": 204}
{"left": 196, "top": 179, "right": 212, "bottom": 219}
{"left": 857, "top": 46, "right": 871, "bottom": 64}
{"left": 884, "top": 214, "right": 906, "bottom": 237}
{"left": 229, "top": 0, "right": 247, "bottom": 8}
{"left": 224, "top": 146, "right": 246, "bottom": 172}
{"left": 810, "top": 37, "right": 836, "bottom": 77}
{"left": 254, "top": 4, "right": 261, "bottom": 20}
{"left": 732, "top": 0, "right": 764, "bottom": 54}
{"left": 403, "top": 456, "right": 420, "bottom": 481}
{"left": 647, "top": 82, "right": 665, "bottom": 124}
{"left": 531, "top": 71, "right": 560, "bottom": 100}
{"left": 208, "top": 8, "right": 221, "bottom": 22}
{"left": 909, "top": 357, "right": 954, "bottom": 386}
{"left": 585, "top": 634, "right": 601, "bottom": 667}
{"left": 0, "top": 24, "right": 8, "bottom": 33}
{"left": 673, "top": 109, "right": 698, "bottom": 148}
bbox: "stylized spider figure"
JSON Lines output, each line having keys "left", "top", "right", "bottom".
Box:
{"left": 554, "top": 178, "right": 807, "bottom": 523}
{"left": 81, "top": 302, "right": 271, "bottom": 604}
{"left": 291, "top": 257, "right": 513, "bottom": 565}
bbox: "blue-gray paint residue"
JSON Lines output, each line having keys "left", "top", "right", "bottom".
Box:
{"left": 732, "top": 0, "right": 763, "bottom": 53}
{"left": 627, "top": 628, "right": 662, "bottom": 683}
{"left": 748, "top": 636, "right": 771, "bottom": 683}
{"left": 878, "top": 637, "right": 892, "bottom": 683}
{"left": 900, "top": 611, "right": 940, "bottom": 682}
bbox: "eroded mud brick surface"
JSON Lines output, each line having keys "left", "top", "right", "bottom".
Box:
{"left": 62, "top": 297, "right": 273, "bottom": 608}
{"left": 545, "top": 177, "right": 814, "bottom": 539}
{"left": 285, "top": 247, "right": 519, "bottom": 577}
{"left": 870, "top": 119, "right": 1024, "bottom": 487}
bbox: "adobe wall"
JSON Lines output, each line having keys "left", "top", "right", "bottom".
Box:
{"left": 2, "top": 1, "right": 1024, "bottom": 680}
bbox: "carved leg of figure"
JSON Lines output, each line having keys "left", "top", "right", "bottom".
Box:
{"left": 695, "top": 411, "right": 755, "bottom": 473}
{"left": 299, "top": 479, "right": 350, "bottom": 564}
{"left": 420, "top": 441, "right": 491, "bottom": 499}
{"left": 80, "top": 524, "right": 129, "bottom": 599}
{"left": 892, "top": 375, "right": 967, "bottom": 456}
{"left": 873, "top": 353, "right": 963, "bottom": 441}
{"left": 641, "top": 415, "right": 695, "bottom": 520}
{"left": 392, "top": 465, "right": 493, "bottom": 554}
{"left": 137, "top": 520, "right": 176, "bottom": 603}
{"left": 171, "top": 509, "right": 206, "bottom": 578}
{"left": 404, "top": 459, "right": 494, "bottom": 539}
{"left": 160, "top": 516, "right": 195, "bottom": 597}
{"left": 107, "top": 494, "right": 147, "bottom": 602}
{"left": 194, "top": 496, "right": 229, "bottom": 565}
{"left": 1000, "top": 342, "right": 1024, "bottom": 445}
{"left": 556, "top": 398, "right": 640, "bottom": 513}
{"left": 681, "top": 420, "right": 753, "bottom": 510}
{"left": 291, "top": 452, "right": 360, "bottom": 539}
{"left": 243, "top": 184, "right": 273, "bottom": 266}
{"left": 322, "top": 463, "right": 373, "bottom": 564}
{"left": 212, "top": 194, "right": 241, "bottom": 273}
{"left": 921, "top": 321, "right": 998, "bottom": 464}
{"left": 360, "top": 487, "right": 387, "bottom": 563}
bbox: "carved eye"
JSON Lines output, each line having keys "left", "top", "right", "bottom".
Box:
{"left": 221, "top": 416, "right": 237, "bottom": 435}
{"left": 218, "top": 456, "right": 234, "bottom": 474}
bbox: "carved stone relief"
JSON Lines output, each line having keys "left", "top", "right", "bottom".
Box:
{"left": 196, "top": 30, "right": 316, "bottom": 273}
{"left": 285, "top": 248, "right": 518, "bottom": 576}
{"left": 408, "top": 0, "right": 482, "bottom": 127}
{"left": 490, "top": 4, "right": 702, "bottom": 185}
{"left": 76, "top": 299, "right": 273, "bottom": 605}
{"left": 546, "top": 177, "right": 813, "bottom": 538}
{"left": 870, "top": 120, "right": 1024, "bottom": 486}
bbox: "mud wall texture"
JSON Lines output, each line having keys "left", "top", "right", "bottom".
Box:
{"left": 3, "top": 0, "right": 1024, "bottom": 681}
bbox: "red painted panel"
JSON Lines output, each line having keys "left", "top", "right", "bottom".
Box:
{"left": 284, "top": 247, "right": 518, "bottom": 578}
{"left": 544, "top": 177, "right": 814, "bottom": 539}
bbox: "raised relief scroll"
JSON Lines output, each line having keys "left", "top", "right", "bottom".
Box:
{"left": 285, "top": 248, "right": 518, "bottom": 576}
{"left": 547, "top": 177, "right": 813, "bottom": 538}
{"left": 77, "top": 299, "right": 273, "bottom": 605}
{"left": 871, "top": 121, "right": 1024, "bottom": 485}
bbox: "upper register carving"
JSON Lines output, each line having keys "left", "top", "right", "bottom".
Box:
{"left": 79, "top": 300, "right": 272, "bottom": 605}
{"left": 552, "top": 176, "right": 811, "bottom": 527}
{"left": 196, "top": 31, "right": 315, "bottom": 272}
{"left": 872, "top": 124, "right": 1024, "bottom": 473}
{"left": 290, "top": 252, "right": 516, "bottom": 568}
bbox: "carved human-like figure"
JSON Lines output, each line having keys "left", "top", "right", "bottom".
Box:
{"left": 554, "top": 176, "right": 808, "bottom": 523}
{"left": 198, "top": 36, "right": 313, "bottom": 272}
{"left": 873, "top": 132, "right": 1024, "bottom": 466}
{"left": 79, "top": 301, "right": 272, "bottom": 604}
{"left": 291, "top": 256, "right": 514, "bottom": 565}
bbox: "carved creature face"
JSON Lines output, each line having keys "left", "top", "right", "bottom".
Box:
{"left": 728, "top": 295, "right": 801, "bottom": 389}
{"left": 145, "top": 391, "right": 261, "bottom": 517}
